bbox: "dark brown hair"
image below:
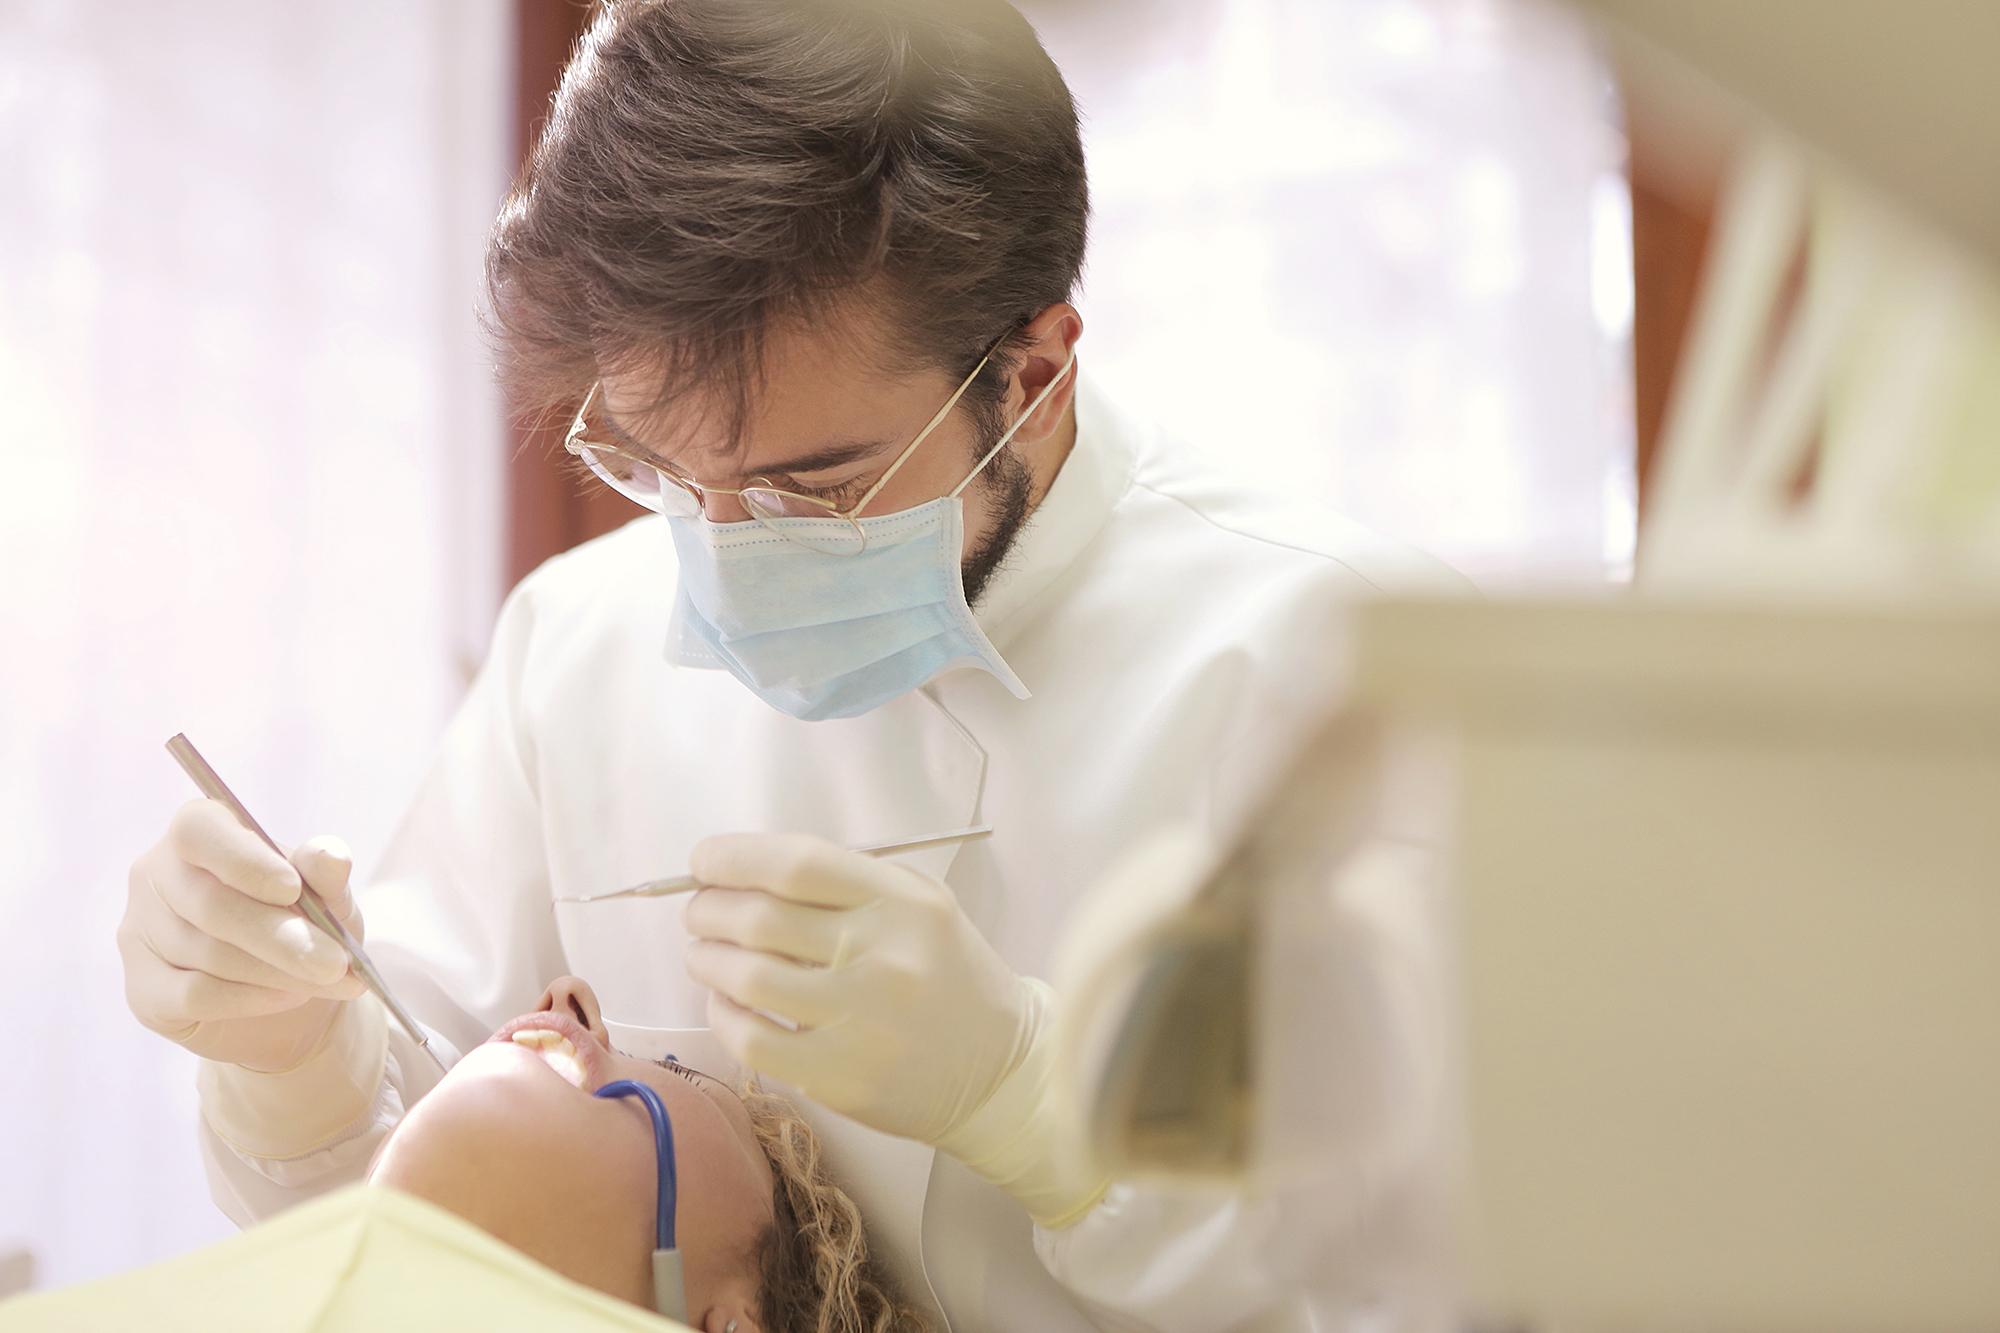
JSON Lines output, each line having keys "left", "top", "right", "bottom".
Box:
{"left": 486, "top": 0, "right": 1089, "bottom": 445}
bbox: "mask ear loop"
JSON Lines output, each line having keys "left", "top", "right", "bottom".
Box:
{"left": 948, "top": 349, "right": 1079, "bottom": 499}
{"left": 595, "top": 1079, "right": 685, "bottom": 1321}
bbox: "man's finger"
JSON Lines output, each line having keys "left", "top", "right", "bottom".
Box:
{"left": 169, "top": 799, "right": 302, "bottom": 907}
{"left": 134, "top": 951, "right": 318, "bottom": 1025}
{"left": 689, "top": 833, "right": 888, "bottom": 909}
{"left": 153, "top": 863, "right": 349, "bottom": 987}
{"left": 685, "top": 939, "right": 841, "bottom": 1028}
{"left": 683, "top": 886, "right": 847, "bottom": 966}
{"left": 705, "top": 989, "right": 801, "bottom": 1078}
{"left": 292, "top": 835, "right": 361, "bottom": 935}
{"left": 704, "top": 992, "right": 869, "bottom": 1108}
{"left": 144, "top": 906, "right": 365, "bottom": 1000}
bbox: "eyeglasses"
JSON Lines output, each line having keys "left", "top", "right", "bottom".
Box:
{"left": 564, "top": 349, "right": 995, "bottom": 557}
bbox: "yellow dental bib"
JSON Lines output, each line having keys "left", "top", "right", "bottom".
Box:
{"left": 0, "top": 1183, "right": 687, "bottom": 1331}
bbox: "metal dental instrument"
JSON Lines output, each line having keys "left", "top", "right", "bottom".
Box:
{"left": 165, "top": 734, "right": 450, "bottom": 1075}
{"left": 555, "top": 824, "right": 995, "bottom": 904}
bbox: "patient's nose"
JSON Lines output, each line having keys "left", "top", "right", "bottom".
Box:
{"left": 535, "top": 975, "right": 606, "bottom": 1041}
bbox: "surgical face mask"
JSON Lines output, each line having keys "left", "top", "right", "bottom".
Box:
{"left": 666, "top": 351, "right": 1076, "bottom": 721}
{"left": 593, "top": 1078, "right": 686, "bottom": 1322}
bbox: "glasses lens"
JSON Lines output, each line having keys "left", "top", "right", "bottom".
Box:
{"left": 579, "top": 446, "right": 701, "bottom": 517}
{"left": 653, "top": 480, "right": 702, "bottom": 518}
{"left": 578, "top": 445, "right": 658, "bottom": 501}
{"left": 740, "top": 486, "right": 830, "bottom": 521}
{"left": 744, "top": 488, "right": 866, "bottom": 555}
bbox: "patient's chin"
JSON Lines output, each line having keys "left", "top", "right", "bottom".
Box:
{"left": 369, "top": 1043, "right": 595, "bottom": 1192}
{"left": 365, "top": 1044, "right": 659, "bottom": 1308}
{"left": 447, "top": 1037, "right": 592, "bottom": 1095}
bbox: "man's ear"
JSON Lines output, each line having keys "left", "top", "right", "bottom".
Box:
{"left": 1005, "top": 302, "right": 1083, "bottom": 444}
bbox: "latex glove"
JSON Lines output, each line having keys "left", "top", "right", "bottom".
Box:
{"left": 119, "top": 799, "right": 368, "bottom": 1071}
{"left": 685, "top": 833, "right": 1108, "bottom": 1227}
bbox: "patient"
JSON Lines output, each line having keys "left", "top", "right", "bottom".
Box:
{"left": 368, "top": 974, "right": 925, "bottom": 1330}
{"left": 2, "top": 977, "right": 927, "bottom": 1332}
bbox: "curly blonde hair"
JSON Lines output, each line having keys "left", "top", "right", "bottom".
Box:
{"left": 739, "top": 1087, "right": 933, "bottom": 1333}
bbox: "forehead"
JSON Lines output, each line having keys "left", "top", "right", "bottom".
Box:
{"left": 594, "top": 318, "right": 962, "bottom": 474}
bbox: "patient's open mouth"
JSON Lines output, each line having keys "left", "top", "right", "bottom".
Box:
{"left": 488, "top": 1011, "right": 605, "bottom": 1090}
{"left": 508, "top": 1027, "right": 590, "bottom": 1087}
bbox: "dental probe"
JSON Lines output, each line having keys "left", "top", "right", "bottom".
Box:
{"left": 555, "top": 824, "right": 995, "bottom": 904}
{"left": 165, "top": 734, "right": 450, "bottom": 1075}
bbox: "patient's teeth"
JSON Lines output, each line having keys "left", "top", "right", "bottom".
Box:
{"left": 509, "top": 1029, "right": 586, "bottom": 1086}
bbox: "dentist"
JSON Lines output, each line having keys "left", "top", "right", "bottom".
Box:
{"left": 117, "top": 1, "right": 1453, "bottom": 1328}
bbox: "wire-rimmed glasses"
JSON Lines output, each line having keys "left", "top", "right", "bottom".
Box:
{"left": 563, "top": 349, "right": 995, "bottom": 557}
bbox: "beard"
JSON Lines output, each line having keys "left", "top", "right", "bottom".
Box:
{"left": 958, "top": 442, "right": 1035, "bottom": 608}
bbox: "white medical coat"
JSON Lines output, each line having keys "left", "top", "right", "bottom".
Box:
{"left": 198, "top": 377, "right": 1458, "bottom": 1332}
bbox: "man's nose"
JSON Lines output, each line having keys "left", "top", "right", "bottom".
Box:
{"left": 700, "top": 488, "right": 752, "bottom": 523}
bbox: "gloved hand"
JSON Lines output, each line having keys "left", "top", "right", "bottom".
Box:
{"left": 684, "top": 833, "right": 1108, "bottom": 1228}
{"left": 119, "top": 799, "right": 367, "bottom": 1071}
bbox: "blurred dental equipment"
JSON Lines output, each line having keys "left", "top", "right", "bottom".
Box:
{"left": 1344, "top": 596, "right": 2000, "bottom": 1333}
{"left": 165, "top": 734, "right": 449, "bottom": 1076}
{"left": 552, "top": 824, "right": 993, "bottom": 903}
{"left": 1054, "top": 715, "right": 1405, "bottom": 1184}
{"left": 1435, "top": 9, "right": 2000, "bottom": 1323}
{"left": 1638, "top": 141, "right": 2000, "bottom": 595}
{"left": 1599, "top": 0, "right": 2000, "bottom": 596}
{"left": 1054, "top": 3, "right": 2000, "bottom": 1331}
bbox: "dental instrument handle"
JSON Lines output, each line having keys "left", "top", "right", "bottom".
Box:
{"left": 848, "top": 823, "right": 995, "bottom": 857}
{"left": 164, "top": 734, "right": 449, "bottom": 1075}
{"left": 558, "top": 823, "right": 995, "bottom": 903}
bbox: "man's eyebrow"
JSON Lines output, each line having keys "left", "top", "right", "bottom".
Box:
{"left": 592, "top": 410, "right": 674, "bottom": 468}
{"left": 759, "top": 439, "right": 891, "bottom": 476}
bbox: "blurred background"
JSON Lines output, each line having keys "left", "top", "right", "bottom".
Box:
{"left": 0, "top": 0, "right": 1706, "bottom": 1293}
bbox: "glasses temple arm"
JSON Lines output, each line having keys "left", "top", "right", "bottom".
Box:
{"left": 849, "top": 350, "right": 995, "bottom": 515}
{"left": 564, "top": 383, "right": 602, "bottom": 450}
{"left": 948, "top": 350, "right": 1077, "bottom": 500}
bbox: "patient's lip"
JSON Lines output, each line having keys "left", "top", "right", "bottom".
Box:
{"left": 488, "top": 1009, "right": 608, "bottom": 1090}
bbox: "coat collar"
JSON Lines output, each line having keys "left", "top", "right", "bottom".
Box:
{"left": 970, "top": 372, "right": 1139, "bottom": 650}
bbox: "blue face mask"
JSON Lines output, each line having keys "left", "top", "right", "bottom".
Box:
{"left": 664, "top": 352, "right": 1074, "bottom": 721}
{"left": 666, "top": 497, "right": 1030, "bottom": 720}
{"left": 594, "top": 1078, "right": 686, "bottom": 1322}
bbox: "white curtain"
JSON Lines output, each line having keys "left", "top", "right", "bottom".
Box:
{"left": 0, "top": 0, "right": 509, "bottom": 1290}
{"left": 1024, "top": 0, "right": 1636, "bottom": 585}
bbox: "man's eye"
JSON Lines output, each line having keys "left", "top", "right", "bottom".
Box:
{"left": 790, "top": 476, "right": 867, "bottom": 502}
{"left": 656, "top": 1058, "right": 699, "bottom": 1083}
